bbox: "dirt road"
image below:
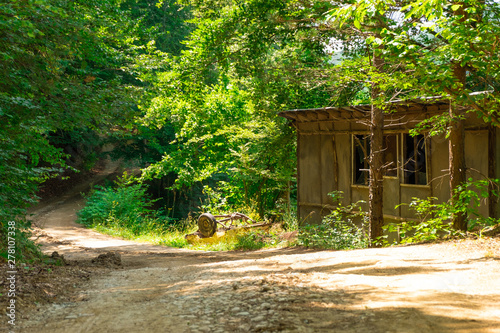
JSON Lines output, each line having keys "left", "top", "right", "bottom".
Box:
{"left": 8, "top": 166, "right": 500, "bottom": 333}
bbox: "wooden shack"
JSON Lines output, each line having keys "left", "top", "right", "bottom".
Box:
{"left": 279, "top": 99, "right": 500, "bottom": 224}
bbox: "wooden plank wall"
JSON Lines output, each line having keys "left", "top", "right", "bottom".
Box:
{"left": 429, "top": 134, "right": 450, "bottom": 206}
{"left": 297, "top": 122, "right": 342, "bottom": 224}
{"left": 297, "top": 123, "right": 321, "bottom": 224}
{"left": 293, "top": 111, "right": 498, "bottom": 223}
{"left": 465, "top": 130, "right": 489, "bottom": 217}
{"left": 334, "top": 123, "right": 352, "bottom": 207}
{"left": 320, "top": 134, "right": 336, "bottom": 205}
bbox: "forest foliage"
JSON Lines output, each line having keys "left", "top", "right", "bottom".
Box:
{"left": 0, "top": 0, "right": 139, "bottom": 260}
{"left": 2, "top": 0, "right": 500, "bottom": 259}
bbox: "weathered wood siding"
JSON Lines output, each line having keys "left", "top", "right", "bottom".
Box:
{"left": 465, "top": 130, "right": 489, "bottom": 217}
{"left": 320, "top": 134, "right": 336, "bottom": 206}
{"left": 281, "top": 102, "right": 500, "bottom": 224}
{"left": 297, "top": 123, "right": 321, "bottom": 224}
{"left": 335, "top": 133, "right": 352, "bottom": 208}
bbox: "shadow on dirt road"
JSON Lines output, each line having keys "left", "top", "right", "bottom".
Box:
{"left": 8, "top": 160, "right": 500, "bottom": 333}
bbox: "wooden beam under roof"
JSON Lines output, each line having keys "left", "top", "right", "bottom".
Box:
{"left": 295, "top": 112, "right": 310, "bottom": 122}
{"left": 278, "top": 98, "right": 461, "bottom": 123}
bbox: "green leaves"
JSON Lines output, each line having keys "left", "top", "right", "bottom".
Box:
{"left": 139, "top": 77, "right": 296, "bottom": 218}
{"left": 130, "top": 1, "right": 336, "bottom": 217}
{"left": 0, "top": 0, "right": 149, "bottom": 261}
{"left": 333, "top": 0, "right": 500, "bottom": 125}
{"left": 380, "top": 178, "right": 500, "bottom": 246}
{"left": 298, "top": 192, "right": 368, "bottom": 249}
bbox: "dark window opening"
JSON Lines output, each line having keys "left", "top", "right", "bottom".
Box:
{"left": 353, "top": 135, "right": 370, "bottom": 185}
{"left": 384, "top": 135, "right": 398, "bottom": 177}
{"left": 403, "top": 134, "right": 427, "bottom": 185}
{"left": 353, "top": 134, "right": 399, "bottom": 185}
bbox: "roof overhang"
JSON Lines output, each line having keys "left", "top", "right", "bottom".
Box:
{"left": 278, "top": 98, "right": 455, "bottom": 123}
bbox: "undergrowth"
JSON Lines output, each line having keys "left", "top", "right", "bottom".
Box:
{"left": 297, "top": 192, "right": 369, "bottom": 250}
{"left": 77, "top": 177, "right": 500, "bottom": 252}
{"left": 76, "top": 173, "right": 297, "bottom": 251}
{"left": 233, "top": 228, "right": 287, "bottom": 250}
{"left": 379, "top": 178, "right": 500, "bottom": 246}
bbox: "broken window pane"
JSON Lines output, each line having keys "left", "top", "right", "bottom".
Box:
{"left": 353, "top": 134, "right": 370, "bottom": 185}
{"left": 384, "top": 134, "right": 398, "bottom": 177}
{"left": 403, "top": 134, "right": 427, "bottom": 185}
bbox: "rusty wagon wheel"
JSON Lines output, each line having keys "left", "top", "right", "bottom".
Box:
{"left": 198, "top": 213, "right": 217, "bottom": 237}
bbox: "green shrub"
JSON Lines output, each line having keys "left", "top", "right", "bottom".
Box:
{"left": 234, "top": 229, "right": 283, "bottom": 250}
{"left": 77, "top": 173, "right": 169, "bottom": 235}
{"left": 199, "top": 182, "right": 260, "bottom": 221}
{"left": 0, "top": 218, "right": 42, "bottom": 263}
{"left": 381, "top": 210, "right": 459, "bottom": 246}
{"left": 380, "top": 178, "right": 500, "bottom": 246}
{"left": 297, "top": 192, "right": 368, "bottom": 250}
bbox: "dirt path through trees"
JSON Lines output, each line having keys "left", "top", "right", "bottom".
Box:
{"left": 11, "top": 166, "right": 500, "bottom": 333}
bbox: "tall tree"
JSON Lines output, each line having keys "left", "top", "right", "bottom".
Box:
{"left": 369, "top": 52, "right": 385, "bottom": 243}
{"left": 448, "top": 3, "right": 468, "bottom": 231}
{"left": 137, "top": 0, "right": 338, "bottom": 217}
{"left": 145, "top": 0, "right": 420, "bottom": 230}
{"left": 330, "top": 0, "right": 500, "bottom": 233}
{"left": 0, "top": 0, "right": 144, "bottom": 259}
{"left": 329, "top": 2, "right": 419, "bottom": 243}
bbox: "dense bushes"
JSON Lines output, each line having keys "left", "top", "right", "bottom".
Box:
{"left": 0, "top": 137, "right": 63, "bottom": 262}
{"left": 381, "top": 179, "right": 500, "bottom": 245}
{"left": 0, "top": 0, "right": 142, "bottom": 262}
{"left": 298, "top": 192, "right": 369, "bottom": 250}
{"left": 76, "top": 174, "right": 172, "bottom": 236}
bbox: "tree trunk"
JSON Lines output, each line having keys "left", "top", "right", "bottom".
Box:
{"left": 369, "top": 105, "right": 384, "bottom": 244}
{"left": 449, "top": 64, "right": 467, "bottom": 231}
{"left": 369, "top": 54, "right": 384, "bottom": 245}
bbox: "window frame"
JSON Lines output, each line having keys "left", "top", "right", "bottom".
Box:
{"left": 352, "top": 134, "right": 370, "bottom": 186}
{"left": 351, "top": 132, "right": 429, "bottom": 186}
{"left": 401, "top": 133, "right": 429, "bottom": 186}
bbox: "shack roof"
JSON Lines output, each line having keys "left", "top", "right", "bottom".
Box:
{"left": 278, "top": 98, "right": 455, "bottom": 123}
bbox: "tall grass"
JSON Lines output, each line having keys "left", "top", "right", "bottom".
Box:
{"left": 76, "top": 174, "right": 297, "bottom": 251}
{"left": 77, "top": 179, "right": 372, "bottom": 252}
{"left": 297, "top": 192, "right": 369, "bottom": 250}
